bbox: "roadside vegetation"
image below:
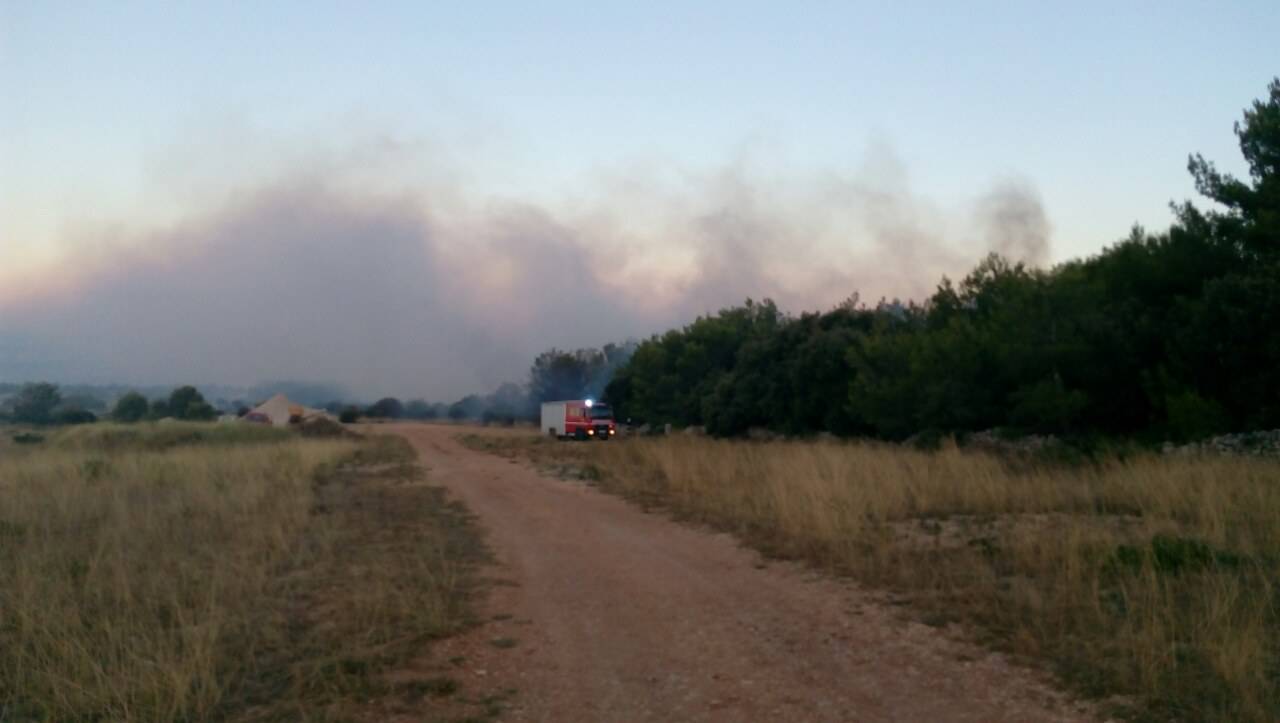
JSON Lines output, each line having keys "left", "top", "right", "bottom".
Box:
{"left": 0, "top": 422, "right": 488, "bottom": 721}
{"left": 49, "top": 419, "right": 293, "bottom": 450}
{"left": 464, "top": 431, "right": 1279, "bottom": 722}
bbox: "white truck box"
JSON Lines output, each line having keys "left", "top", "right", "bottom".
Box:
{"left": 541, "top": 401, "right": 569, "bottom": 436}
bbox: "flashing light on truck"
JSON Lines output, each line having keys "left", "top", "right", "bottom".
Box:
{"left": 541, "top": 399, "right": 617, "bottom": 441}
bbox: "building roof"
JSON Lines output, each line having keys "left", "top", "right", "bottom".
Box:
{"left": 245, "top": 393, "right": 333, "bottom": 427}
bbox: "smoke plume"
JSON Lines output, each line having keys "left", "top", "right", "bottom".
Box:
{"left": 976, "top": 181, "right": 1052, "bottom": 267}
{"left": 0, "top": 147, "right": 1052, "bottom": 399}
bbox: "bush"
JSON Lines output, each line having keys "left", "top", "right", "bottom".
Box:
{"left": 148, "top": 399, "right": 170, "bottom": 420}
{"left": 53, "top": 408, "right": 97, "bottom": 425}
{"left": 297, "top": 417, "right": 358, "bottom": 438}
{"left": 11, "top": 383, "right": 61, "bottom": 425}
{"left": 482, "top": 409, "right": 516, "bottom": 426}
{"left": 111, "top": 392, "right": 149, "bottom": 423}
{"left": 168, "top": 386, "right": 217, "bottom": 421}
{"left": 183, "top": 401, "right": 218, "bottom": 421}
{"left": 1111, "top": 535, "right": 1244, "bottom": 575}
{"left": 404, "top": 399, "right": 437, "bottom": 420}
{"left": 1165, "top": 390, "right": 1231, "bottom": 442}
{"left": 338, "top": 407, "right": 361, "bottom": 424}
{"left": 366, "top": 397, "right": 404, "bottom": 419}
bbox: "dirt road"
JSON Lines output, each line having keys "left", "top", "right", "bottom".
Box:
{"left": 392, "top": 424, "right": 1096, "bottom": 722}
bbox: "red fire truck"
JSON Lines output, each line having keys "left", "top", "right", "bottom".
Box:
{"left": 541, "top": 399, "right": 617, "bottom": 440}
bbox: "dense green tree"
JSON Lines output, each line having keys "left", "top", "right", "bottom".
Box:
{"left": 54, "top": 408, "right": 97, "bottom": 425}
{"left": 845, "top": 309, "right": 927, "bottom": 439}
{"left": 11, "top": 382, "right": 62, "bottom": 425}
{"left": 148, "top": 398, "right": 170, "bottom": 420}
{"left": 1187, "top": 77, "right": 1280, "bottom": 259}
{"left": 605, "top": 300, "right": 781, "bottom": 427}
{"left": 367, "top": 397, "right": 404, "bottom": 419}
{"left": 528, "top": 349, "right": 601, "bottom": 403}
{"left": 485, "top": 382, "right": 529, "bottom": 420}
{"left": 184, "top": 401, "right": 218, "bottom": 421}
{"left": 111, "top": 391, "right": 149, "bottom": 422}
{"left": 404, "top": 399, "right": 436, "bottom": 420}
{"left": 168, "top": 386, "right": 216, "bottom": 421}
{"left": 448, "top": 395, "right": 484, "bottom": 420}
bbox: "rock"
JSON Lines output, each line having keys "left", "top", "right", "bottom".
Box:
{"left": 1163, "top": 429, "right": 1280, "bottom": 458}
{"left": 962, "top": 429, "right": 1061, "bottom": 456}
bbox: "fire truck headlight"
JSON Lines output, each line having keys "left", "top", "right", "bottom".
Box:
{"left": 609, "top": 429, "right": 616, "bottom": 435}
{"left": 587, "top": 429, "right": 595, "bottom": 435}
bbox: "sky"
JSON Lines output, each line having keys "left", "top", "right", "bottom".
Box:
{"left": 1, "top": 1, "right": 1277, "bottom": 399}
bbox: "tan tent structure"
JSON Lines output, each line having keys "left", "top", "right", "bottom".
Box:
{"left": 243, "top": 393, "right": 332, "bottom": 427}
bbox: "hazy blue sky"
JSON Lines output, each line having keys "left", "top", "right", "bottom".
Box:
{"left": 1, "top": 2, "right": 1277, "bottom": 394}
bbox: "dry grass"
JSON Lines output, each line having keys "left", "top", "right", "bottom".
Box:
{"left": 0, "top": 423, "right": 487, "bottom": 721}
{"left": 462, "top": 431, "right": 1280, "bottom": 722}
{"left": 48, "top": 421, "right": 295, "bottom": 451}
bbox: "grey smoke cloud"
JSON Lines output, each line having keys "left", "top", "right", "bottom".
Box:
{"left": 1, "top": 151, "right": 1052, "bottom": 399}
{"left": 976, "top": 181, "right": 1052, "bottom": 267}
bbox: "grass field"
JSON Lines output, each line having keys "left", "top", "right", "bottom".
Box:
{"left": 0, "top": 422, "right": 488, "bottom": 722}
{"left": 462, "top": 430, "right": 1280, "bottom": 723}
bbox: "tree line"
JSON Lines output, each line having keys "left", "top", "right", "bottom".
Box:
{"left": 353, "top": 343, "right": 637, "bottom": 423}
{"left": 2, "top": 344, "right": 640, "bottom": 427}
{"left": 603, "top": 79, "right": 1280, "bottom": 443}
{"left": 0, "top": 383, "right": 218, "bottom": 425}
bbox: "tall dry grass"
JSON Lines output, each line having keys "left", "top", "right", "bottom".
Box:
{"left": 0, "top": 424, "right": 483, "bottom": 721}
{"left": 469, "top": 432, "right": 1280, "bottom": 722}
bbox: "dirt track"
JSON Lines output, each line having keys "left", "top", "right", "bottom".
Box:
{"left": 392, "top": 424, "right": 1097, "bottom": 722}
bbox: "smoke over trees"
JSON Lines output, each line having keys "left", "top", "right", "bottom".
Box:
{"left": 0, "top": 140, "right": 1057, "bottom": 401}
{"left": 390, "top": 343, "right": 636, "bottom": 424}
{"left": 527, "top": 343, "right": 636, "bottom": 407}
{"left": 605, "top": 80, "right": 1280, "bottom": 442}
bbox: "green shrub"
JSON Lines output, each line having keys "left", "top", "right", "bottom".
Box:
{"left": 1111, "top": 535, "right": 1244, "bottom": 575}
{"left": 111, "top": 392, "right": 148, "bottom": 423}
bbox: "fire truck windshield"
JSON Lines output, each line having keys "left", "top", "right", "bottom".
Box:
{"left": 588, "top": 404, "right": 613, "bottom": 420}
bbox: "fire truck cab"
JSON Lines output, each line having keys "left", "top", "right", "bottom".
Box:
{"left": 541, "top": 399, "right": 617, "bottom": 440}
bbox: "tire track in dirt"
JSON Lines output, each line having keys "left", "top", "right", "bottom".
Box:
{"left": 390, "top": 424, "right": 1101, "bottom": 722}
